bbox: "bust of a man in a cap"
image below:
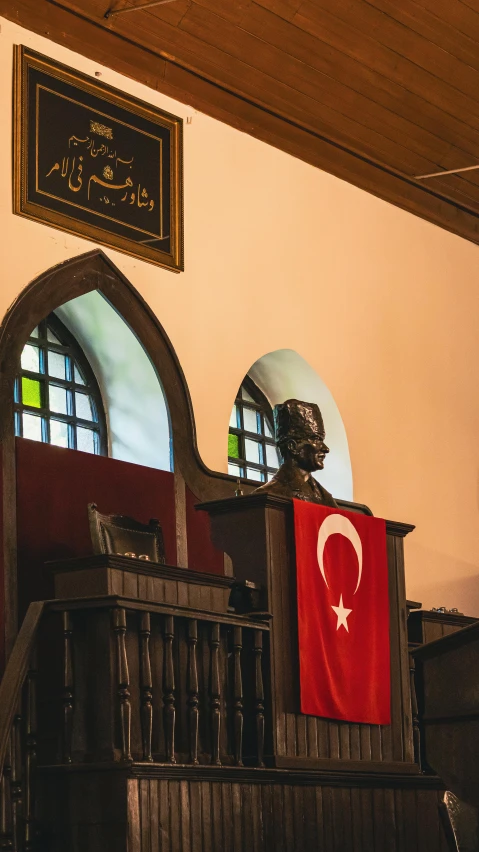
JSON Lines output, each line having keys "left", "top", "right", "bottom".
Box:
{"left": 253, "top": 399, "right": 337, "bottom": 506}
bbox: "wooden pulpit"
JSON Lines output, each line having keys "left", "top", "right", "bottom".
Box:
{"left": 199, "top": 493, "right": 418, "bottom": 773}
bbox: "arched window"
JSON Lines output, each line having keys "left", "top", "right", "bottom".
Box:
{"left": 228, "top": 377, "right": 280, "bottom": 482}
{"left": 14, "top": 313, "right": 107, "bottom": 455}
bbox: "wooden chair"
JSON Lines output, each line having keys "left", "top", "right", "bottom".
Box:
{"left": 87, "top": 502, "right": 166, "bottom": 564}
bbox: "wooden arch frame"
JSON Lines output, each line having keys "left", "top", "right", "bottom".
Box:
{"left": 0, "top": 249, "right": 235, "bottom": 657}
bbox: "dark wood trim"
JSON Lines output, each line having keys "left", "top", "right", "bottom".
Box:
{"left": 274, "top": 755, "right": 420, "bottom": 775}
{"left": 385, "top": 520, "right": 416, "bottom": 537}
{"left": 48, "top": 554, "right": 235, "bottom": 587}
{"left": 197, "top": 494, "right": 413, "bottom": 531}
{"left": 1, "top": 427, "right": 17, "bottom": 659}
{"left": 409, "top": 610, "right": 477, "bottom": 628}
{"left": 50, "top": 557, "right": 240, "bottom": 611}
{"left": 0, "top": 601, "right": 45, "bottom": 777}
{"left": 46, "top": 594, "right": 271, "bottom": 629}
{"left": 4, "top": 0, "right": 479, "bottom": 246}
{"left": 421, "top": 713, "right": 479, "bottom": 725}
{"left": 37, "top": 760, "right": 445, "bottom": 789}
{"left": 173, "top": 468, "right": 188, "bottom": 568}
{"left": 413, "top": 618, "right": 479, "bottom": 660}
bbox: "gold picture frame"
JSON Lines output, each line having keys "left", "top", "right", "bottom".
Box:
{"left": 14, "top": 46, "right": 183, "bottom": 272}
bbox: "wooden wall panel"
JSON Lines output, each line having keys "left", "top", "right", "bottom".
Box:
{"left": 124, "top": 776, "right": 447, "bottom": 852}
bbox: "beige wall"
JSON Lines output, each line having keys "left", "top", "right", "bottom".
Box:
{"left": 2, "top": 19, "right": 479, "bottom": 614}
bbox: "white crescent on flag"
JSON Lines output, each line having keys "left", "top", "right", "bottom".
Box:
{"left": 317, "top": 513, "right": 363, "bottom": 595}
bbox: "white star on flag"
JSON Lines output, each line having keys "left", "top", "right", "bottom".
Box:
{"left": 331, "top": 594, "right": 352, "bottom": 632}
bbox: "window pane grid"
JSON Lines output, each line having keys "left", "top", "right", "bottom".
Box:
{"left": 28, "top": 328, "right": 71, "bottom": 354}
{"left": 15, "top": 315, "right": 106, "bottom": 455}
{"left": 235, "top": 396, "right": 263, "bottom": 412}
{"left": 14, "top": 402, "right": 101, "bottom": 429}
{"left": 21, "top": 369, "right": 95, "bottom": 392}
{"left": 228, "top": 380, "right": 280, "bottom": 482}
{"left": 229, "top": 426, "right": 276, "bottom": 444}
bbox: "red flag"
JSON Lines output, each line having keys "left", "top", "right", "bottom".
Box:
{"left": 294, "top": 500, "right": 390, "bottom": 725}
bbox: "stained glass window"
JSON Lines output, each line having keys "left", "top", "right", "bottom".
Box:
{"left": 14, "top": 314, "right": 106, "bottom": 455}
{"left": 228, "top": 377, "right": 280, "bottom": 483}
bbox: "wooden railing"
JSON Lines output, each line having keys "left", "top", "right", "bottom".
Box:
{"left": 51, "top": 600, "right": 270, "bottom": 768}
{"left": 0, "top": 601, "right": 44, "bottom": 851}
{"left": 0, "top": 595, "right": 271, "bottom": 848}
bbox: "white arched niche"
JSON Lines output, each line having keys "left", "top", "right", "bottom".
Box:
{"left": 248, "top": 349, "right": 353, "bottom": 501}
{"left": 55, "top": 290, "right": 172, "bottom": 471}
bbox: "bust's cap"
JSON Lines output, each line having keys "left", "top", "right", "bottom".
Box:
{"left": 274, "top": 399, "right": 325, "bottom": 445}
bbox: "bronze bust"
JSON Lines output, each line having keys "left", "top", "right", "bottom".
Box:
{"left": 253, "top": 399, "right": 337, "bottom": 507}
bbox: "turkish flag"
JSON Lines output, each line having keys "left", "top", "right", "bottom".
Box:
{"left": 294, "top": 500, "right": 390, "bottom": 725}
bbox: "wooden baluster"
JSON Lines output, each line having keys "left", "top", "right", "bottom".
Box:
{"left": 163, "top": 616, "right": 176, "bottom": 764}
{"left": 139, "top": 612, "right": 153, "bottom": 762}
{"left": 62, "top": 611, "right": 74, "bottom": 764}
{"left": 10, "top": 711, "right": 22, "bottom": 852}
{"left": 409, "top": 654, "right": 422, "bottom": 770}
{"left": 209, "top": 623, "right": 221, "bottom": 766}
{"left": 254, "top": 630, "right": 265, "bottom": 767}
{"left": 0, "top": 740, "right": 13, "bottom": 851}
{"left": 233, "top": 626, "right": 243, "bottom": 766}
{"left": 113, "top": 608, "right": 132, "bottom": 761}
{"left": 187, "top": 620, "right": 199, "bottom": 765}
{"left": 24, "top": 650, "right": 38, "bottom": 851}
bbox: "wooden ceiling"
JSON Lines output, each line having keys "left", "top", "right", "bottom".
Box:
{"left": 4, "top": 0, "right": 479, "bottom": 245}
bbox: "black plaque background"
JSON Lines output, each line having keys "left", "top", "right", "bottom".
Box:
{"left": 15, "top": 48, "right": 183, "bottom": 270}
{"left": 28, "top": 66, "right": 171, "bottom": 252}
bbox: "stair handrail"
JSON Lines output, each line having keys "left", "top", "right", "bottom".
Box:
{"left": 0, "top": 601, "right": 45, "bottom": 777}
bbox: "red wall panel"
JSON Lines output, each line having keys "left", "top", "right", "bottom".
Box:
{"left": 16, "top": 438, "right": 177, "bottom": 614}
{"left": 185, "top": 485, "right": 224, "bottom": 576}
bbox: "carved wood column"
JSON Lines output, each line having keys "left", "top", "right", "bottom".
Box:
{"left": 62, "top": 611, "right": 74, "bottom": 764}
{"left": 254, "top": 629, "right": 265, "bottom": 767}
{"left": 24, "top": 650, "right": 37, "bottom": 852}
{"left": 209, "top": 623, "right": 221, "bottom": 766}
{"left": 113, "top": 608, "right": 132, "bottom": 762}
{"left": 233, "top": 626, "right": 243, "bottom": 766}
{"left": 187, "top": 620, "right": 199, "bottom": 765}
{"left": 163, "top": 615, "right": 176, "bottom": 764}
{"left": 139, "top": 612, "right": 153, "bottom": 763}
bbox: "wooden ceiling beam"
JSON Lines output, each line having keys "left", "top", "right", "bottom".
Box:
{"left": 174, "top": 1, "right": 479, "bottom": 199}
{"left": 295, "top": 1, "right": 479, "bottom": 135}
{"left": 364, "top": 0, "right": 479, "bottom": 72}
{"left": 1, "top": 0, "right": 479, "bottom": 245}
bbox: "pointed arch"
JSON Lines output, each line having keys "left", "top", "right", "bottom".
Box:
{"left": 0, "top": 250, "right": 232, "bottom": 656}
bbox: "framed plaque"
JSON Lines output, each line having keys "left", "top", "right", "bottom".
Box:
{"left": 14, "top": 47, "right": 183, "bottom": 272}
